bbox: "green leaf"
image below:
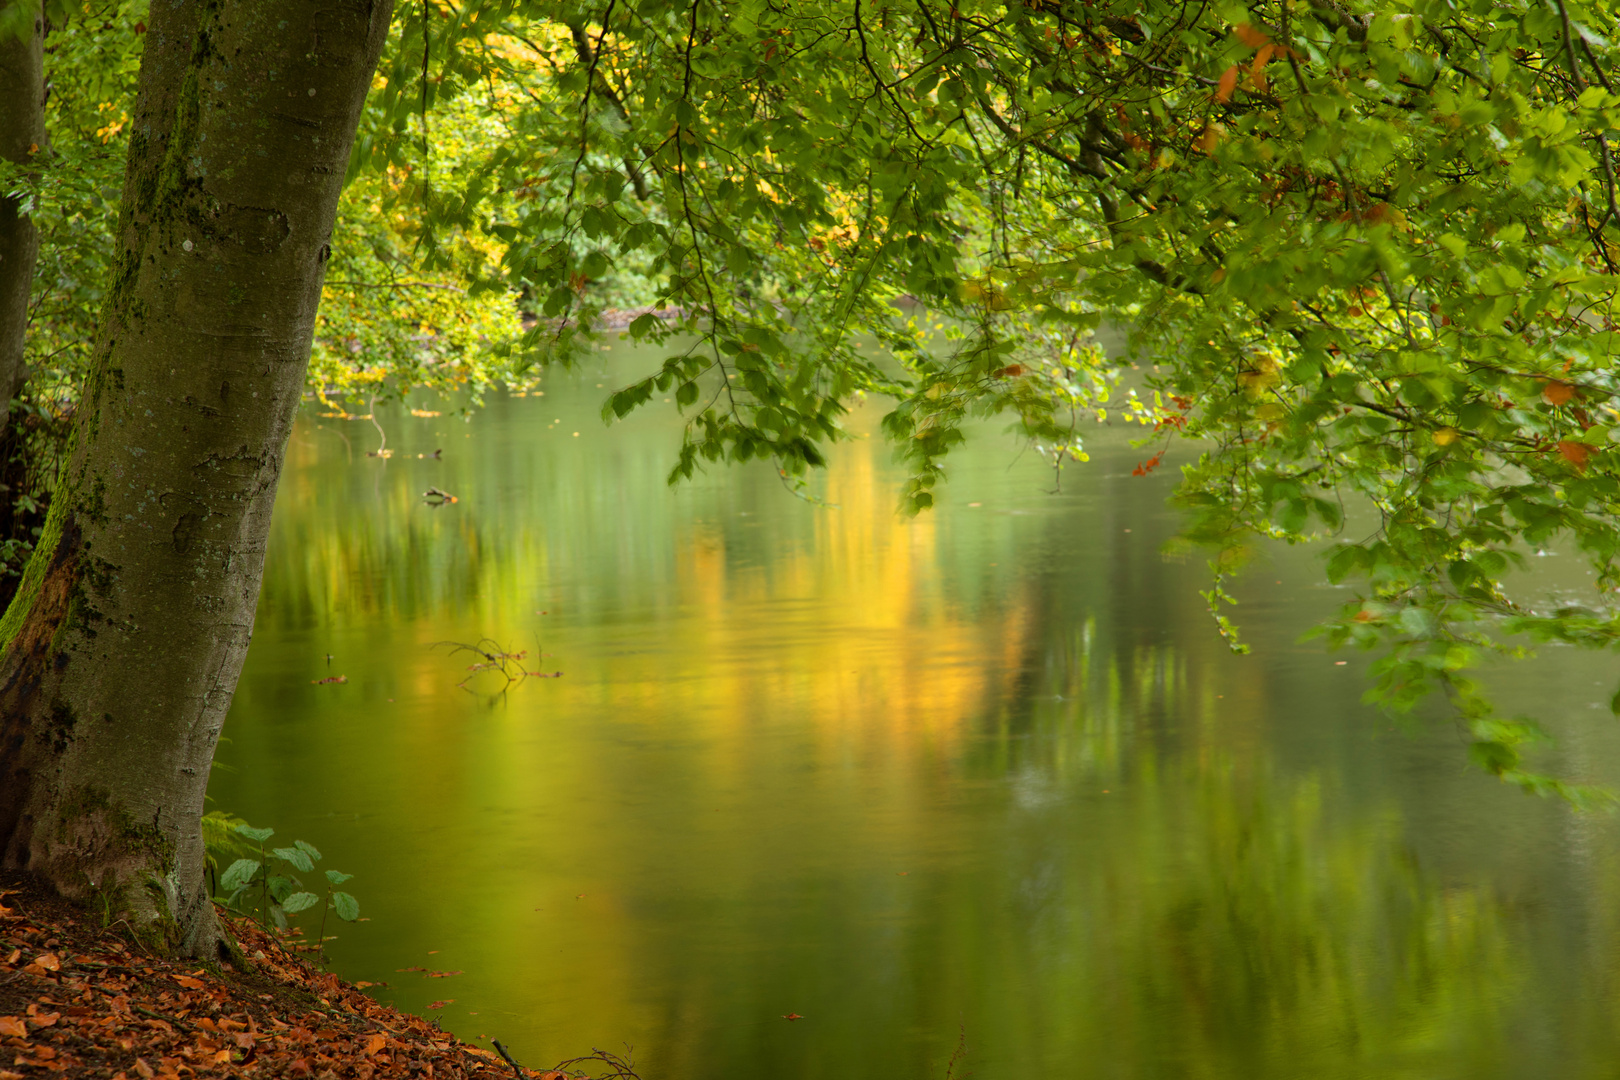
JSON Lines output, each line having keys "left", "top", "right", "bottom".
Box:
{"left": 235, "top": 825, "right": 274, "bottom": 843}
{"left": 272, "top": 847, "right": 315, "bottom": 873}
{"left": 325, "top": 870, "right": 354, "bottom": 885}
{"left": 294, "top": 839, "right": 322, "bottom": 861}
{"left": 331, "top": 891, "right": 361, "bottom": 922}
{"left": 268, "top": 875, "right": 293, "bottom": 902}
{"left": 281, "top": 892, "right": 321, "bottom": 915}
{"left": 1397, "top": 607, "right": 1438, "bottom": 638}
{"left": 220, "top": 858, "right": 260, "bottom": 892}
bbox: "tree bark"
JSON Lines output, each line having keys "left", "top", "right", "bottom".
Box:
{"left": 0, "top": 0, "right": 393, "bottom": 958}
{"left": 0, "top": 0, "right": 46, "bottom": 422}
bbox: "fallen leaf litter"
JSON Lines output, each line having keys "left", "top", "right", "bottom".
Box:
{"left": 0, "top": 876, "right": 632, "bottom": 1080}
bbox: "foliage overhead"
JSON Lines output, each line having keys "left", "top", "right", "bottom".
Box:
{"left": 19, "top": 0, "right": 1620, "bottom": 790}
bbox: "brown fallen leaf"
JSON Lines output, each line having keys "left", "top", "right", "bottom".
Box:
{"left": 782, "top": 1013, "right": 804, "bottom": 1021}
{"left": 173, "top": 975, "right": 205, "bottom": 990}
{"left": 0, "top": 1018, "right": 24, "bottom": 1038}
{"left": 426, "top": 1000, "right": 455, "bottom": 1010}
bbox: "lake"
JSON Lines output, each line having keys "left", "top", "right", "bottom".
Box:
{"left": 211, "top": 340, "right": 1620, "bottom": 1080}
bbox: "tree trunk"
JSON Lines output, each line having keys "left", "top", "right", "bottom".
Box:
{"left": 0, "top": 0, "right": 46, "bottom": 422}
{"left": 0, "top": 0, "right": 393, "bottom": 959}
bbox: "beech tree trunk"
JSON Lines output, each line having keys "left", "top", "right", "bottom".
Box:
{"left": 0, "top": 0, "right": 46, "bottom": 421}
{"left": 0, "top": 0, "right": 393, "bottom": 958}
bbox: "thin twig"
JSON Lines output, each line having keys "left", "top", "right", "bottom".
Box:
{"left": 492, "top": 1040, "right": 527, "bottom": 1080}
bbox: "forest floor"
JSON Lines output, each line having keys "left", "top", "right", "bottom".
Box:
{"left": 0, "top": 874, "right": 615, "bottom": 1080}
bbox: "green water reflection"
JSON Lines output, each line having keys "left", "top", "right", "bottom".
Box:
{"left": 213, "top": 344, "right": 1620, "bottom": 1079}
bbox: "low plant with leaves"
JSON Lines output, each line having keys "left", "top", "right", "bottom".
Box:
{"left": 213, "top": 824, "right": 361, "bottom": 953}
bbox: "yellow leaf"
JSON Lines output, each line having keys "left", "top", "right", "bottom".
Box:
{"left": 1433, "top": 427, "right": 1460, "bottom": 446}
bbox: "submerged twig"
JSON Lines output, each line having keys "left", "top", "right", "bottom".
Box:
{"left": 431, "top": 637, "right": 560, "bottom": 691}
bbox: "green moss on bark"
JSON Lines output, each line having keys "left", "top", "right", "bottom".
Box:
{"left": 0, "top": 495, "right": 66, "bottom": 650}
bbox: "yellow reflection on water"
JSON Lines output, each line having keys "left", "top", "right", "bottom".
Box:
{"left": 220, "top": 371, "right": 1579, "bottom": 1080}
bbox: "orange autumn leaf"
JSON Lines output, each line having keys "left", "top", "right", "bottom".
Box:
{"left": 1557, "top": 440, "right": 1592, "bottom": 470}
{"left": 364, "top": 1034, "right": 387, "bottom": 1056}
{"left": 1215, "top": 64, "right": 1239, "bottom": 103}
{"left": 1252, "top": 43, "right": 1275, "bottom": 71}
{"left": 1234, "top": 22, "right": 1271, "bottom": 48}
{"left": 1542, "top": 379, "right": 1577, "bottom": 405}
{"left": 0, "top": 1017, "right": 25, "bottom": 1038}
{"left": 173, "top": 975, "right": 205, "bottom": 990}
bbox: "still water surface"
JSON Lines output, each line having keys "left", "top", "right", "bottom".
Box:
{"left": 213, "top": 342, "right": 1620, "bottom": 1080}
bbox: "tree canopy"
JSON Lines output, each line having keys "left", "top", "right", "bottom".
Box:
{"left": 14, "top": 0, "right": 1620, "bottom": 794}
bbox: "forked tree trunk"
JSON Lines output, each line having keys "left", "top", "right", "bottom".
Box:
{"left": 0, "top": 0, "right": 393, "bottom": 958}
{"left": 0, "top": 0, "right": 46, "bottom": 421}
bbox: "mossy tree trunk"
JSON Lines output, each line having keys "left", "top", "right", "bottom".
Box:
{"left": 0, "top": 0, "right": 46, "bottom": 422}
{"left": 0, "top": 0, "right": 393, "bottom": 958}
